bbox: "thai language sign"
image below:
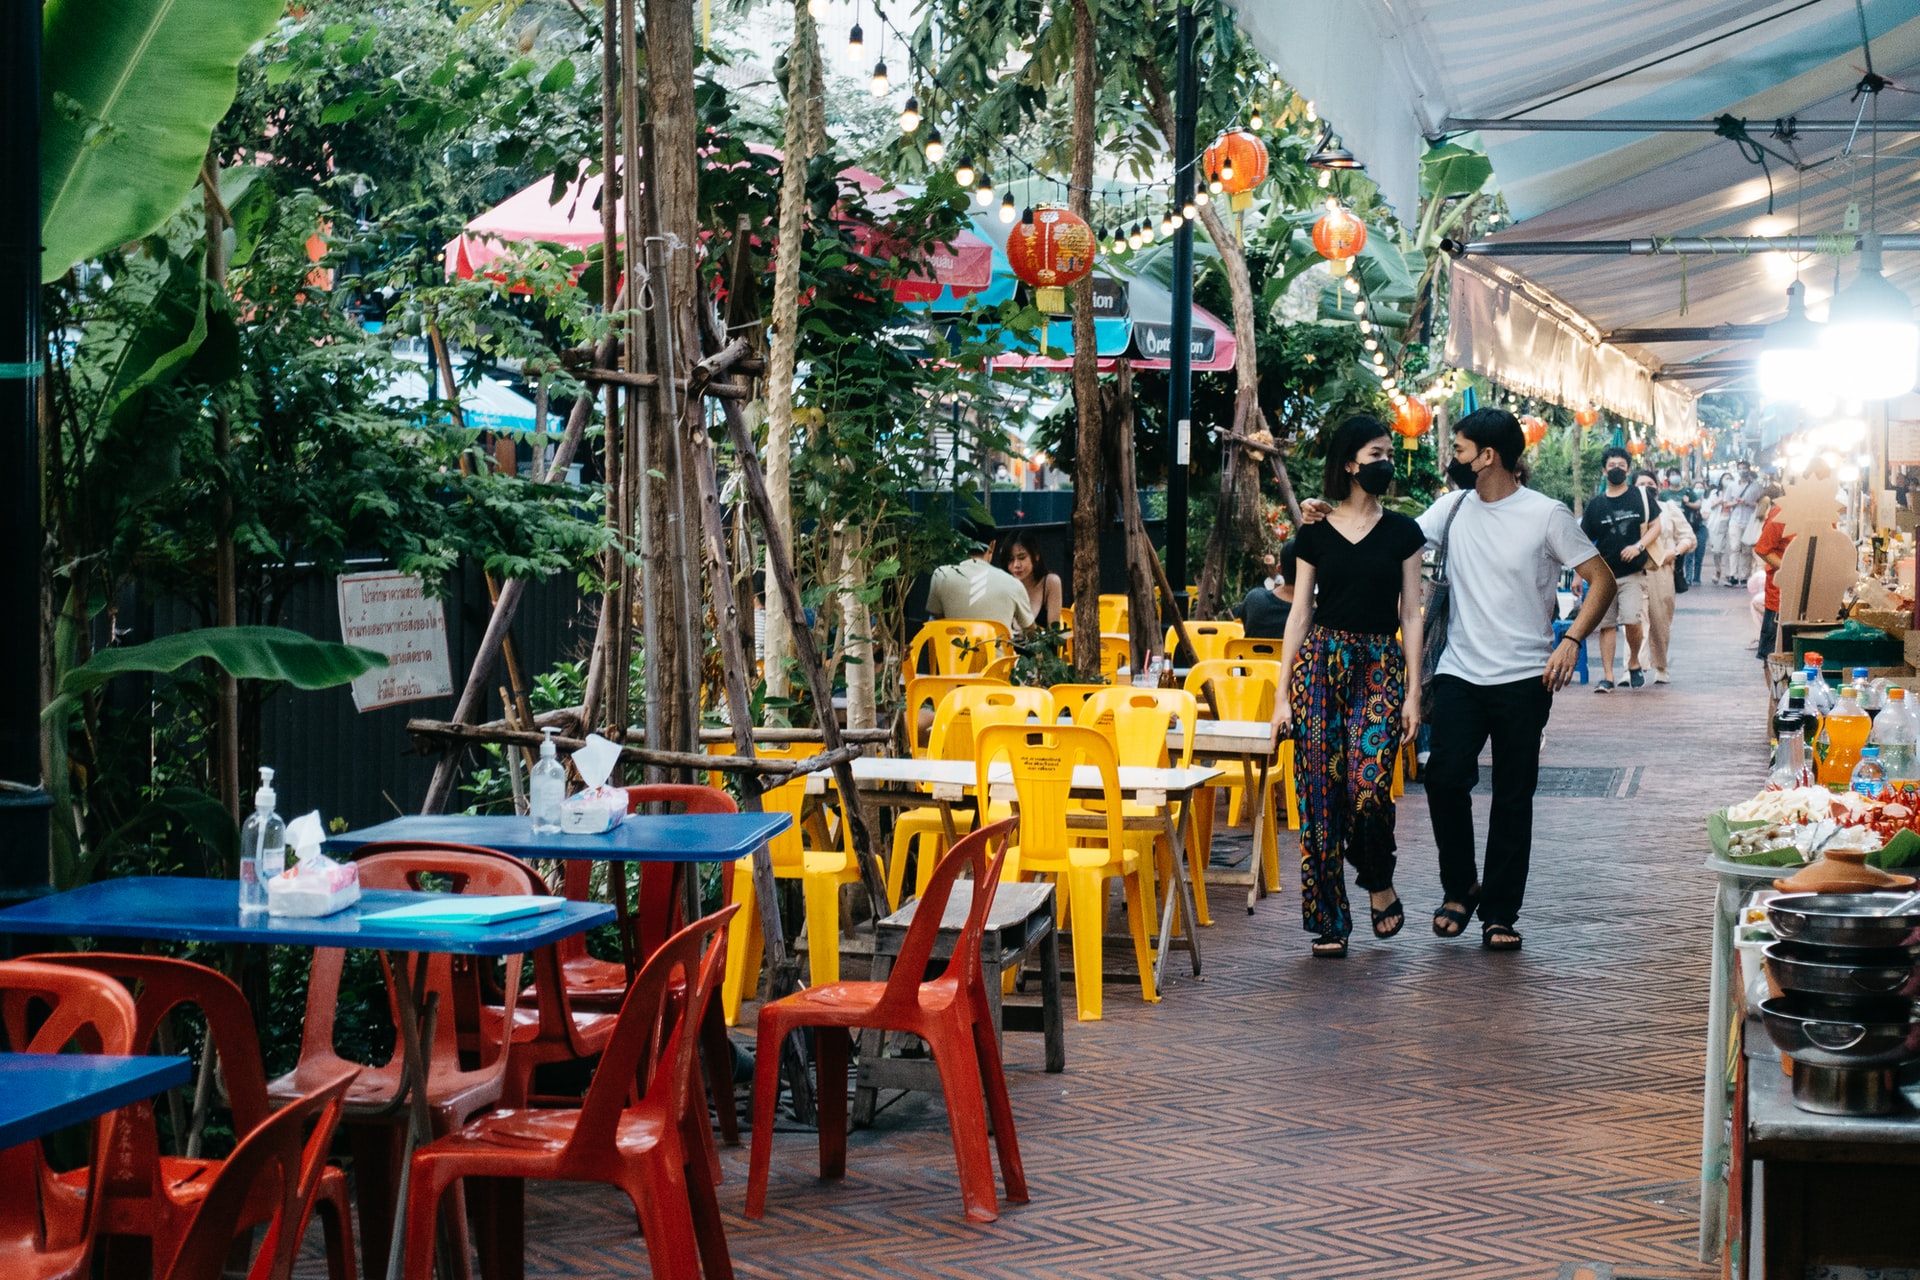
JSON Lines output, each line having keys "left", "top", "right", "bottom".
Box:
{"left": 336, "top": 572, "right": 453, "bottom": 711}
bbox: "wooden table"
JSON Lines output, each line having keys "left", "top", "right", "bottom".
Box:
{"left": 1183, "top": 719, "right": 1283, "bottom": 914}
{"left": 812, "top": 756, "right": 1221, "bottom": 991}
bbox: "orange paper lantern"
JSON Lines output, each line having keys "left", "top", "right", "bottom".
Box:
{"left": 1626, "top": 436, "right": 1647, "bottom": 457}
{"left": 1392, "top": 397, "right": 1432, "bottom": 448}
{"left": 1703, "top": 435, "right": 1717, "bottom": 459}
{"left": 1311, "top": 205, "right": 1368, "bottom": 265}
{"left": 1574, "top": 406, "right": 1601, "bottom": 428}
{"left": 1204, "top": 130, "right": 1269, "bottom": 210}
{"left": 1520, "top": 415, "right": 1548, "bottom": 448}
{"left": 1005, "top": 205, "right": 1096, "bottom": 313}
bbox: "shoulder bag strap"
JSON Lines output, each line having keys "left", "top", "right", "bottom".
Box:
{"left": 1432, "top": 492, "right": 1467, "bottom": 582}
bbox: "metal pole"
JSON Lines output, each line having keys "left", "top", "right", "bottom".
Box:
{"left": 1443, "top": 116, "right": 1920, "bottom": 135}
{"left": 1444, "top": 234, "right": 1920, "bottom": 257}
{"left": 1163, "top": 0, "right": 1196, "bottom": 604}
{"left": 0, "top": 0, "right": 50, "bottom": 895}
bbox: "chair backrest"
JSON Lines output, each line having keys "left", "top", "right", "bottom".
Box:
{"left": 1165, "top": 620, "right": 1244, "bottom": 664}
{"left": 575, "top": 905, "right": 736, "bottom": 1148}
{"left": 1097, "top": 634, "right": 1131, "bottom": 683}
{"left": 0, "top": 960, "right": 139, "bottom": 1260}
{"left": 875, "top": 818, "right": 1015, "bottom": 1020}
{"left": 1049, "top": 683, "right": 1109, "bottom": 724}
{"left": 161, "top": 1064, "right": 358, "bottom": 1280}
{"left": 909, "top": 620, "right": 1009, "bottom": 676}
{"left": 950, "top": 684, "right": 1054, "bottom": 728}
{"left": 1096, "top": 594, "right": 1129, "bottom": 635}
{"left": 1185, "top": 659, "right": 1280, "bottom": 721}
{"left": 1224, "top": 636, "right": 1283, "bottom": 663}
{"left": 980, "top": 654, "right": 1016, "bottom": 682}
{"left": 1079, "top": 687, "right": 1196, "bottom": 767}
{"left": 974, "top": 724, "right": 1126, "bottom": 869}
{"left": 615, "top": 784, "right": 738, "bottom": 960}
{"left": 903, "top": 674, "right": 1001, "bottom": 755}
{"left": 707, "top": 743, "right": 821, "bottom": 863}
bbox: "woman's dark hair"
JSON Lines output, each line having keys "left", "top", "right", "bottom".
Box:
{"left": 1321, "top": 415, "right": 1391, "bottom": 501}
{"left": 1453, "top": 407, "right": 1526, "bottom": 471}
{"left": 1003, "top": 529, "right": 1049, "bottom": 581}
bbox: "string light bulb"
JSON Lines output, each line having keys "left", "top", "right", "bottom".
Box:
{"left": 1219, "top": 159, "right": 1235, "bottom": 183}
{"left": 1318, "top": 169, "right": 1332, "bottom": 188}
{"left": 1127, "top": 225, "right": 1143, "bottom": 250}
{"left": 1306, "top": 100, "right": 1318, "bottom": 122}
{"left": 846, "top": 23, "right": 864, "bottom": 60}
{"left": 1208, "top": 178, "right": 1224, "bottom": 195}
{"left": 974, "top": 175, "right": 994, "bottom": 206}
{"left": 923, "top": 127, "right": 944, "bottom": 163}
{"left": 1182, "top": 200, "right": 1198, "bottom": 220}
{"left": 999, "top": 192, "right": 1016, "bottom": 223}
{"left": 953, "top": 156, "right": 975, "bottom": 187}
{"left": 1249, "top": 104, "right": 1264, "bottom": 130}
{"left": 1364, "top": 338, "right": 1378, "bottom": 351}
{"left": 1353, "top": 298, "right": 1368, "bottom": 316}
{"left": 1142, "top": 219, "right": 1157, "bottom": 244}
{"left": 870, "top": 61, "right": 890, "bottom": 96}
{"left": 1195, "top": 188, "right": 1211, "bottom": 207}
{"left": 898, "top": 96, "right": 921, "bottom": 133}
{"left": 1160, "top": 211, "right": 1177, "bottom": 236}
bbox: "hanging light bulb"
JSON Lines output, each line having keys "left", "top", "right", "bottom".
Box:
{"left": 1127, "top": 225, "right": 1143, "bottom": 250}
{"left": 1358, "top": 319, "right": 1372, "bottom": 334}
{"left": 1822, "top": 234, "right": 1919, "bottom": 400}
{"left": 1219, "top": 159, "right": 1235, "bottom": 183}
{"left": 999, "top": 192, "right": 1016, "bottom": 223}
{"left": 1182, "top": 200, "right": 1198, "bottom": 221}
{"left": 1195, "top": 188, "right": 1211, "bottom": 207}
{"left": 1142, "top": 218, "right": 1157, "bottom": 244}
{"left": 1759, "top": 280, "right": 1823, "bottom": 404}
{"left": 1353, "top": 298, "right": 1367, "bottom": 316}
{"left": 870, "top": 60, "right": 890, "bottom": 96}
{"left": 847, "top": 23, "right": 864, "bottom": 61}
{"left": 923, "top": 127, "right": 944, "bottom": 163}
{"left": 1305, "top": 100, "right": 1318, "bottom": 123}
{"left": 953, "top": 156, "right": 975, "bottom": 187}
{"left": 808, "top": 0, "right": 823, "bottom": 15}
{"left": 898, "top": 96, "right": 921, "bottom": 133}
{"left": 1318, "top": 169, "right": 1332, "bottom": 189}
{"left": 1383, "top": 377, "right": 1397, "bottom": 389}
{"left": 1111, "top": 229, "right": 1127, "bottom": 256}
{"left": 1364, "top": 338, "right": 1378, "bottom": 351}
{"left": 1160, "top": 210, "right": 1177, "bottom": 236}
{"left": 974, "top": 175, "right": 994, "bottom": 206}
{"left": 1249, "top": 104, "right": 1264, "bottom": 130}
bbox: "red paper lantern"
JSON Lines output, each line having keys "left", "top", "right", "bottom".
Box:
{"left": 1626, "top": 436, "right": 1647, "bottom": 457}
{"left": 1311, "top": 205, "right": 1368, "bottom": 265}
{"left": 1005, "top": 204, "right": 1096, "bottom": 313}
{"left": 1204, "top": 130, "right": 1269, "bottom": 209}
{"left": 1520, "top": 415, "right": 1548, "bottom": 448}
{"left": 1392, "top": 397, "right": 1432, "bottom": 447}
{"left": 1574, "top": 405, "right": 1601, "bottom": 428}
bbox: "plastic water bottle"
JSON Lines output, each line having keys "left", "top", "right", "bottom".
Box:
{"left": 1851, "top": 667, "right": 1883, "bottom": 720}
{"left": 1851, "top": 745, "right": 1888, "bottom": 800}
{"left": 530, "top": 728, "right": 566, "bottom": 833}
{"left": 238, "top": 767, "right": 285, "bottom": 913}
{"left": 1803, "top": 654, "right": 1836, "bottom": 714}
{"left": 1870, "top": 687, "right": 1918, "bottom": 781}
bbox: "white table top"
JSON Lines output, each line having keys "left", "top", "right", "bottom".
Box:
{"left": 1184, "top": 719, "right": 1278, "bottom": 753}
{"left": 809, "top": 755, "right": 1222, "bottom": 795}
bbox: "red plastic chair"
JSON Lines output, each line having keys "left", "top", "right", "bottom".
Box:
{"left": 745, "top": 818, "right": 1027, "bottom": 1224}
{"left": 22, "top": 954, "right": 356, "bottom": 1280}
{"left": 266, "top": 847, "right": 532, "bottom": 1280}
{"left": 0, "top": 960, "right": 139, "bottom": 1280}
{"left": 400, "top": 905, "right": 739, "bottom": 1280}
{"left": 160, "top": 1064, "right": 358, "bottom": 1280}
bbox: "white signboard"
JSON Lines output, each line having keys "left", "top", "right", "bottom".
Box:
{"left": 336, "top": 572, "right": 453, "bottom": 711}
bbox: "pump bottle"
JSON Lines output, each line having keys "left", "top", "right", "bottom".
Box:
{"left": 238, "top": 767, "right": 286, "bottom": 912}
{"left": 530, "top": 728, "right": 566, "bottom": 833}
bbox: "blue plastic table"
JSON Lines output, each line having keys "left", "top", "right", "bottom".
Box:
{"left": 0, "top": 1053, "right": 191, "bottom": 1148}
{"left": 0, "top": 875, "right": 615, "bottom": 956}
{"left": 324, "top": 812, "right": 790, "bottom": 862}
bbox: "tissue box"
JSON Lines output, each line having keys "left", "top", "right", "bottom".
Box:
{"left": 267, "top": 860, "right": 361, "bottom": 918}
{"left": 560, "top": 786, "right": 627, "bottom": 835}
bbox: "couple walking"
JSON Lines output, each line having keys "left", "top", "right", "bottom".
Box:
{"left": 1273, "top": 409, "right": 1617, "bottom": 957}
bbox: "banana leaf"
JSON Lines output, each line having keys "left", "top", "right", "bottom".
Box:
{"left": 45, "top": 626, "right": 387, "bottom": 725}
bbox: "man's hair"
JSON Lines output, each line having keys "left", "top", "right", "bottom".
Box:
{"left": 1602, "top": 445, "right": 1631, "bottom": 467}
{"left": 1453, "top": 407, "right": 1526, "bottom": 471}
{"left": 1278, "top": 539, "right": 1298, "bottom": 584}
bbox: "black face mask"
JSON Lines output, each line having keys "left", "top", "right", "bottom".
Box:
{"left": 1446, "top": 457, "right": 1479, "bottom": 490}
{"left": 1605, "top": 466, "right": 1629, "bottom": 486}
{"left": 1354, "top": 459, "right": 1394, "bottom": 495}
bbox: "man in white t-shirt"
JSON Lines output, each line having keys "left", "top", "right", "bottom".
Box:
{"left": 1414, "top": 409, "right": 1614, "bottom": 950}
{"left": 924, "top": 521, "right": 1036, "bottom": 636}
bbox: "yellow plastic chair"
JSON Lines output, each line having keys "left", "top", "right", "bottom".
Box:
{"left": 909, "top": 619, "right": 1011, "bottom": 676}
{"left": 1096, "top": 594, "right": 1130, "bottom": 635}
{"left": 980, "top": 654, "right": 1017, "bottom": 682}
{"left": 1079, "top": 687, "right": 1210, "bottom": 926}
{"left": 903, "top": 674, "right": 1000, "bottom": 755}
{"left": 1183, "top": 659, "right": 1283, "bottom": 892}
{"left": 1050, "top": 683, "right": 1112, "bottom": 725}
{"left": 888, "top": 690, "right": 1051, "bottom": 906}
{"left": 975, "top": 724, "right": 1157, "bottom": 1020}
{"left": 1164, "top": 619, "right": 1244, "bottom": 664}
{"left": 1224, "top": 636, "right": 1283, "bottom": 663}
{"left": 716, "top": 743, "right": 862, "bottom": 1025}
{"left": 1098, "top": 634, "right": 1132, "bottom": 684}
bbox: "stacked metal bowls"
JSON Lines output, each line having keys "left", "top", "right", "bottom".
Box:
{"left": 1762, "top": 893, "right": 1920, "bottom": 1116}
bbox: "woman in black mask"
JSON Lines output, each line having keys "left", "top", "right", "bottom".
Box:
{"left": 1272, "top": 416, "right": 1427, "bottom": 957}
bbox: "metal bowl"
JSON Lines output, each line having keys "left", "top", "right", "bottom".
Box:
{"left": 1763, "top": 940, "right": 1920, "bottom": 1012}
{"left": 1765, "top": 893, "right": 1920, "bottom": 951}
{"left": 1759, "top": 996, "right": 1920, "bottom": 1069}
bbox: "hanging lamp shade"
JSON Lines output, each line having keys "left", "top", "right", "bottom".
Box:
{"left": 1006, "top": 203, "right": 1096, "bottom": 314}
{"left": 1391, "top": 396, "right": 1431, "bottom": 449}
{"left": 1520, "top": 415, "right": 1548, "bottom": 448}
{"left": 1203, "top": 130, "right": 1268, "bottom": 211}
{"left": 1306, "top": 121, "right": 1363, "bottom": 172}
{"left": 1574, "top": 405, "right": 1601, "bottom": 428}
{"left": 1759, "top": 280, "right": 1826, "bottom": 404}
{"left": 1821, "top": 234, "right": 1919, "bottom": 401}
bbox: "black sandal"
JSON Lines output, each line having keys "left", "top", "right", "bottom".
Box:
{"left": 1311, "top": 934, "right": 1348, "bottom": 958}
{"left": 1482, "top": 923, "right": 1523, "bottom": 952}
{"left": 1370, "top": 893, "right": 1405, "bottom": 939}
{"left": 1432, "top": 886, "right": 1480, "bottom": 938}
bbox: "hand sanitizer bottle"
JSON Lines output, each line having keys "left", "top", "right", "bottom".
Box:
{"left": 238, "top": 767, "right": 285, "bottom": 913}
{"left": 530, "top": 728, "right": 566, "bottom": 833}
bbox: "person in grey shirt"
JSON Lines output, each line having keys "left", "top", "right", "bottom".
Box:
{"left": 1232, "top": 540, "right": 1297, "bottom": 639}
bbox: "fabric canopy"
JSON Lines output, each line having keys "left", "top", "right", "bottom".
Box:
{"left": 1227, "top": 0, "right": 1920, "bottom": 421}
{"left": 382, "top": 355, "right": 562, "bottom": 435}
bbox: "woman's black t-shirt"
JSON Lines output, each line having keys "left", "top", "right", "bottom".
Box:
{"left": 1294, "top": 511, "right": 1426, "bottom": 636}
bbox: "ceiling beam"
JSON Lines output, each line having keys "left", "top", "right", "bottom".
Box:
{"left": 1653, "top": 361, "right": 1754, "bottom": 382}
{"left": 1442, "top": 234, "right": 1920, "bottom": 257}
{"left": 1441, "top": 117, "right": 1920, "bottom": 136}
{"left": 1607, "top": 325, "right": 1768, "bottom": 343}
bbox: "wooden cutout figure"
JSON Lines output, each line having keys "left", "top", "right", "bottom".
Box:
{"left": 1771, "top": 473, "right": 1852, "bottom": 624}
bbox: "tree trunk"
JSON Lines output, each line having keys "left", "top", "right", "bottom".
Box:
{"left": 1067, "top": 0, "right": 1104, "bottom": 680}
{"left": 836, "top": 525, "right": 876, "bottom": 730}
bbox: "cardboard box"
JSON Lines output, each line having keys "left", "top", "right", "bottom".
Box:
{"left": 1906, "top": 628, "right": 1920, "bottom": 670}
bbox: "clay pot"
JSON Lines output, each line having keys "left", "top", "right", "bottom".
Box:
{"left": 1774, "top": 847, "right": 1918, "bottom": 894}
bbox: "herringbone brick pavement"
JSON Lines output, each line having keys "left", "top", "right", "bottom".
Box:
{"left": 301, "top": 587, "right": 1764, "bottom": 1280}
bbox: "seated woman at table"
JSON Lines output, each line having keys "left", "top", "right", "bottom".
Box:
{"left": 1272, "top": 416, "right": 1425, "bottom": 958}
{"left": 1002, "top": 530, "right": 1062, "bottom": 629}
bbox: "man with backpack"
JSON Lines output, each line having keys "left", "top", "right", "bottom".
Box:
{"left": 1580, "top": 447, "right": 1662, "bottom": 690}
{"left": 1636, "top": 469, "right": 1696, "bottom": 684}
